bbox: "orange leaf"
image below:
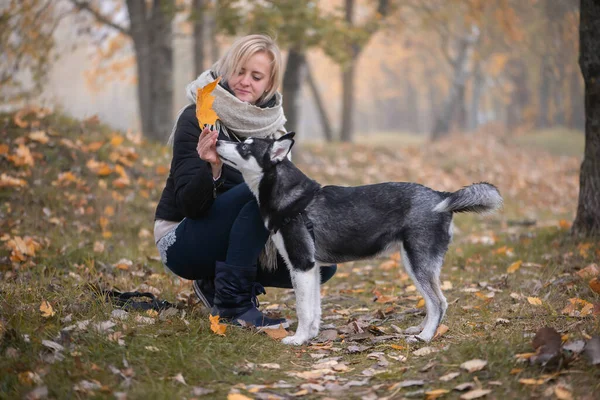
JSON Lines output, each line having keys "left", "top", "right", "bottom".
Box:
{"left": 433, "top": 324, "right": 449, "bottom": 340}
{"left": 507, "top": 260, "right": 522, "bottom": 274}
{"left": 40, "top": 300, "right": 55, "bottom": 318}
{"left": 264, "top": 324, "right": 288, "bottom": 340}
{"left": 0, "top": 173, "right": 27, "bottom": 188}
{"left": 590, "top": 277, "right": 600, "bottom": 294}
{"left": 209, "top": 314, "right": 226, "bottom": 336}
{"left": 196, "top": 77, "right": 221, "bottom": 127}
{"left": 527, "top": 297, "right": 542, "bottom": 306}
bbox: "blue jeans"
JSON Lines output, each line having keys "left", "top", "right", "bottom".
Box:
{"left": 159, "top": 183, "right": 336, "bottom": 288}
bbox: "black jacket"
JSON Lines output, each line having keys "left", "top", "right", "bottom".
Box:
{"left": 154, "top": 104, "right": 244, "bottom": 222}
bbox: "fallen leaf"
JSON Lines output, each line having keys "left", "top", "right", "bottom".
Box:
{"left": 576, "top": 263, "right": 599, "bottom": 279}
{"left": 531, "top": 327, "right": 562, "bottom": 368}
{"left": 192, "top": 387, "right": 216, "bottom": 396}
{"left": 258, "top": 363, "right": 280, "bottom": 369}
{"left": 209, "top": 314, "right": 226, "bottom": 336}
{"left": 460, "top": 389, "right": 492, "bottom": 399}
{"left": 171, "top": 373, "right": 186, "bottom": 385}
{"left": 197, "top": 77, "right": 221, "bottom": 127}
{"left": 264, "top": 324, "right": 288, "bottom": 340}
{"left": 454, "top": 382, "right": 476, "bottom": 391}
{"left": 425, "top": 389, "right": 450, "bottom": 399}
{"left": 554, "top": 385, "right": 573, "bottom": 400}
{"left": 507, "top": 260, "right": 522, "bottom": 273}
{"left": 433, "top": 324, "right": 449, "bottom": 340}
{"left": 439, "top": 372, "right": 461, "bottom": 382}
{"left": 527, "top": 297, "right": 542, "bottom": 306}
{"left": 460, "top": 359, "right": 487, "bottom": 373}
{"left": 39, "top": 301, "right": 55, "bottom": 318}
{"left": 413, "top": 346, "right": 437, "bottom": 356}
{"left": 0, "top": 173, "right": 28, "bottom": 188}
{"left": 518, "top": 378, "right": 545, "bottom": 385}
{"left": 589, "top": 277, "right": 600, "bottom": 294}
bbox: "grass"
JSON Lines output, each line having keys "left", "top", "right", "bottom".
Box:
{"left": 1, "top": 111, "right": 598, "bottom": 399}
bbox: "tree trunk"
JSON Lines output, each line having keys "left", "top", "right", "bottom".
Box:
{"left": 126, "top": 0, "right": 153, "bottom": 140}
{"left": 340, "top": 61, "right": 356, "bottom": 142}
{"left": 537, "top": 58, "right": 552, "bottom": 129}
{"left": 282, "top": 48, "right": 306, "bottom": 135}
{"left": 126, "top": 0, "right": 174, "bottom": 141}
{"left": 573, "top": 0, "right": 600, "bottom": 237}
{"left": 149, "top": 0, "right": 174, "bottom": 142}
{"left": 192, "top": 0, "right": 205, "bottom": 77}
{"left": 340, "top": 0, "right": 357, "bottom": 143}
{"left": 468, "top": 60, "right": 483, "bottom": 131}
{"left": 570, "top": 66, "right": 585, "bottom": 131}
{"left": 305, "top": 61, "right": 333, "bottom": 141}
{"left": 431, "top": 29, "right": 479, "bottom": 140}
{"left": 505, "top": 59, "right": 529, "bottom": 130}
{"left": 210, "top": 0, "right": 219, "bottom": 63}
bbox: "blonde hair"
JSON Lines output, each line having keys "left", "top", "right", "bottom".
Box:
{"left": 213, "top": 34, "right": 283, "bottom": 106}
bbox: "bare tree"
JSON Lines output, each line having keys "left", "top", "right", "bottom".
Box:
{"left": 72, "top": 0, "right": 175, "bottom": 141}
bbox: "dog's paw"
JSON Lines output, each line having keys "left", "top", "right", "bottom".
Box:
{"left": 282, "top": 335, "right": 308, "bottom": 346}
{"left": 404, "top": 326, "right": 422, "bottom": 335}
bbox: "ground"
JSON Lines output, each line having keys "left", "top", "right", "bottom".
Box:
{"left": 0, "top": 109, "right": 598, "bottom": 399}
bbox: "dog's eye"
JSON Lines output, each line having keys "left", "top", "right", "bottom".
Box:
{"left": 241, "top": 144, "right": 248, "bottom": 151}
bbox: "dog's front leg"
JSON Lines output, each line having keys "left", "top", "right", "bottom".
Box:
{"left": 282, "top": 268, "right": 318, "bottom": 345}
{"left": 308, "top": 265, "right": 322, "bottom": 338}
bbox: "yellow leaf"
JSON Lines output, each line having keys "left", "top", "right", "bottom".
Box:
{"left": 40, "top": 300, "right": 55, "bottom": 318}
{"left": 433, "top": 324, "right": 449, "bottom": 340}
{"left": 104, "top": 206, "right": 115, "bottom": 216}
{"left": 0, "top": 173, "right": 27, "bottom": 188}
{"left": 28, "top": 130, "right": 49, "bottom": 144}
{"left": 110, "top": 135, "right": 124, "bottom": 147}
{"left": 518, "top": 378, "right": 545, "bottom": 385}
{"left": 554, "top": 386, "right": 573, "bottom": 400}
{"left": 390, "top": 344, "right": 405, "bottom": 350}
{"left": 425, "top": 389, "right": 450, "bottom": 399}
{"left": 85, "top": 141, "right": 104, "bottom": 152}
{"left": 97, "top": 164, "right": 112, "bottom": 176}
{"left": 209, "top": 314, "right": 226, "bottom": 336}
{"left": 416, "top": 298, "right": 425, "bottom": 308}
{"left": 527, "top": 297, "right": 542, "bottom": 306}
{"left": 507, "top": 260, "right": 522, "bottom": 274}
{"left": 196, "top": 77, "right": 221, "bottom": 127}
{"left": 227, "top": 394, "right": 253, "bottom": 400}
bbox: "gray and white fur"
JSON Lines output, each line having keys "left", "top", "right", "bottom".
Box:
{"left": 216, "top": 133, "right": 503, "bottom": 345}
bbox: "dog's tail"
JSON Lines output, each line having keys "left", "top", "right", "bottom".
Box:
{"left": 433, "top": 182, "right": 503, "bottom": 214}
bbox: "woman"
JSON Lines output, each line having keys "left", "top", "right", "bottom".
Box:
{"left": 154, "top": 34, "right": 336, "bottom": 329}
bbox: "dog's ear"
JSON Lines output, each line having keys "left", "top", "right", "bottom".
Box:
{"left": 270, "top": 132, "right": 295, "bottom": 163}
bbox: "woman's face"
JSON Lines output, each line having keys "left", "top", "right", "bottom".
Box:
{"left": 228, "top": 51, "right": 273, "bottom": 104}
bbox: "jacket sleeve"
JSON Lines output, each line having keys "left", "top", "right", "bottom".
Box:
{"left": 171, "top": 107, "right": 218, "bottom": 219}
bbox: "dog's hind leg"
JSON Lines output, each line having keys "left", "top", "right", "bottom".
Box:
{"left": 401, "top": 243, "right": 446, "bottom": 342}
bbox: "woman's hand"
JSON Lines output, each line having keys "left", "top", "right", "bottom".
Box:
{"left": 197, "top": 126, "right": 222, "bottom": 178}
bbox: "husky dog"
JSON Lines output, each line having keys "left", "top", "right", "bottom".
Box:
{"left": 216, "top": 133, "right": 502, "bottom": 345}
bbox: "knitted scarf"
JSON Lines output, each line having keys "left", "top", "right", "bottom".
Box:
{"left": 171, "top": 69, "right": 287, "bottom": 271}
